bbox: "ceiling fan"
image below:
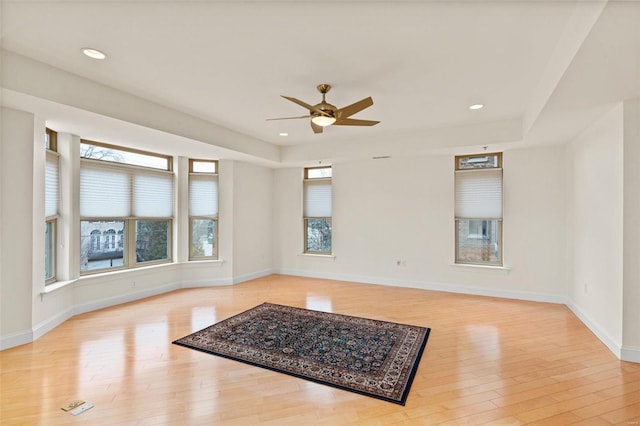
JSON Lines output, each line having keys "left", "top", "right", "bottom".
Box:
{"left": 268, "top": 84, "right": 380, "bottom": 134}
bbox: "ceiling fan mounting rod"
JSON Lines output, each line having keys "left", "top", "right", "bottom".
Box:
{"left": 317, "top": 83, "right": 331, "bottom": 103}
{"left": 317, "top": 84, "right": 331, "bottom": 94}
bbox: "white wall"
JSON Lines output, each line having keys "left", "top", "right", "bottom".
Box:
{"left": 1, "top": 100, "right": 636, "bottom": 362}
{"left": 0, "top": 107, "right": 275, "bottom": 349}
{"left": 566, "top": 104, "right": 624, "bottom": 354}
{"left": 274, "top": 146, "right": 567, "bottom": 302}
{"left": 231, "top": 161, "right": 274, "bottom": 281}
{"left": 622, "top": 98, "right": 640, "bottom": 360}
{"left": 0, "top": 107, "right": 36, "bottom": 346}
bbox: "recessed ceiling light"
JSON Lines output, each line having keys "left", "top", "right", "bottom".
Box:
{"left": 469, "top": 104, "right": 484, "bottom": 110}
{"left": 82, "top": 48, "right": 107, "bottom": 60}
{"left": 279, "top": 132, "right": 289, "bottom": 137}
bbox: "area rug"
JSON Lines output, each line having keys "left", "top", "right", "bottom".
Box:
{"left": 172, "top": 302, "right": 430, "bottom": 405}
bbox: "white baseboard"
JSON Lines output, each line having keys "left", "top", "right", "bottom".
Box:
{"left": 32, "top": 308, "right": 75, "bottom": 341}
{"left": 566, "top": 300, "right": 622, "bottom": 359}
{"left": 0, "top": 269, "right": 274, "bottom": 351}
{"left": 275, "top": 269, "right": 568, "bottom": 305}
{"left": 622, "top": 346, "right": 640, "bottom": 363}
{"left": 4, "top": 269, "right": 638, "bottom": 367}
{"left": 232, "top": 268, "right": 274, "bottom": 284}
{"left": 0, "top": 329, "right": 33, "bottom": 351}
{"left": 73, "top": 282, "right": 182, "bottom": 316}
{"left": 181, "top": 277, "right": 233, "bottom": 287}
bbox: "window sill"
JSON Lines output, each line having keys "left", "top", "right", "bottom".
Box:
{"left": 41, "top": 279, "right": 78, "bottom": 296}
{"left": 78, "top": 261, "right": 175, "bottom": 279}
{"left": 186, "top": 259, "right": 224, "bottom": 264}
{"left": 41, "top": 261, "right": 224, "bottom": 296}
{"left": 298, "top": 253, "right": 336, "bottom": 260}
{"left": 450, "top": 263, "right": 511, "bottom": 273}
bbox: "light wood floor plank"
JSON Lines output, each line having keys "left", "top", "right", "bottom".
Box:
{"left": 1, "top": 274, "right": 639, "bottom": 425}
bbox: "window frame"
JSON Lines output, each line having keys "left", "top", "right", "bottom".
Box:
{"left": 45, "top": 127, "right": 57, "bottom": 151}
{"left": 454, "top": 152, "right": 503, "bottom": 266}
{"left": 45, "top": 218, "right": 57, "bottom": 284}
{"left": 45, "top": 128, "right": 59, "bottom": 284}
{"left": 189, "top": 158, "right": 217, "bottom": 174}
{"left": 303, "top": 166, "right": 332, "bottom": 255}
{"left": 79, "top": 141, "right": 174, "bottom": 275}
{"left": 134, "top": 218, "right": 173, "bottom": 265}
{"left": 304, "top": 165, "right": 332, "bottom": 179}
{"left": 80, "top": 218, "right": 173, "bottom": 274}
{"left": 81, "top": 219, "right": 127, "bottom": 273}
{"left": 80, "top": 139, "right": 173, "bottom": 171}
{"left": 188, "top": 159, "right": 219, "bottom": 261}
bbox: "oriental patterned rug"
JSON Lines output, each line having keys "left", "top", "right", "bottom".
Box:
{"left": 172, "top": 302, "right": 430, "bottom": 405}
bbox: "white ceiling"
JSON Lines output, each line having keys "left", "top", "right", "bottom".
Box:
{"left": 1, "top": 0, "right": 639, "bottom": 164}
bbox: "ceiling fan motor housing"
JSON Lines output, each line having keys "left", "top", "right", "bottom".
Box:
{"left": 313, "top": 102, "right": 337, "bottom": 117}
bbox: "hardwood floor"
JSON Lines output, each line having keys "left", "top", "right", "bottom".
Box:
{"left": 1, "top": 274, "right": 639, "bottom": 425}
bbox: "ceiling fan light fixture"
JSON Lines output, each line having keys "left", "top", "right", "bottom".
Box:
{"left": 311, "top": 115, "right": 336, "bottom": 127}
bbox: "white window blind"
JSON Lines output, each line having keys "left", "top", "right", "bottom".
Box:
{"left": 189, "top": 174, "right": 218, "bottom": 217}
{"left": 133, "top": 173, "right": 174, "bottom": 217}
{"left": 304, "top": 179, "right": 332, "bottom": 217}
{"left": 80, "top": 159, "right": 174, "bottom": 218}
{"left": 455, "top": 168, "right": 502, "bottom": 219}
{"left": 45, "top": 151, "right": 59, "bottom": 218}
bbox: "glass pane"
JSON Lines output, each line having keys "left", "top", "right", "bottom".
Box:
{"left": 305, "top": 218, "right": 332, "bottom": 253}
{"left": 457, "top": 154, "right": 500, "bottom": 170}
{"left": 192, "top": 161, "right": 217, "bottom": 173}
{"left": 45, "top": 221, "right": 55, "bottom": 281}
{"left": 190, "top": 219, "right": 216, "bottom": 259}
{"left": 80, "top": 142, "right": 169, "bottom": 170}
{"left": 81, "top": 220, "right": 125, "bottom": 272}
{"left": 136, "top": 220, "right": 170, "bottom": 263}
{"left": 306, "top": 167, "right": 332, "bottom": 179}
{"left": 456, "top": 220, "right": 501, "bottom": 265}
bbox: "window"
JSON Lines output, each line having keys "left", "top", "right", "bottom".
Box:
{"left": 454, "top": 153, "right": 502, "bottom": 266}
{"left": 45, "top": 128, "right": 59, "bottom": 283}
{"left": 189, "top": 159, "right": 218, "bottom": 260}
{"left": 304, "top": 166, "right": 332, "bottom": 254}
{"left": 80, "top": 140, "right": 170, "bottom": 170}
{"left": 79, "top": 140, "right": 173, "bottom": 273}
{"left": 45, "top": 127, "right": 57, "bottom": 151}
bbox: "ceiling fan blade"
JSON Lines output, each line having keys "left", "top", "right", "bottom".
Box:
{"left": 334, "top": 118, "right": 380, "bottom": 126}
{"left": 266, "top": 115, "right": 309, "bottom": 121}
{"left": 311, "top": 121, "right": 323, "bottom": 134}
{"left": 281, "top": 95, "right": 332, "bottom": 117}
{"left": 335, "top": 97, "right": 374, "bottom": 120}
